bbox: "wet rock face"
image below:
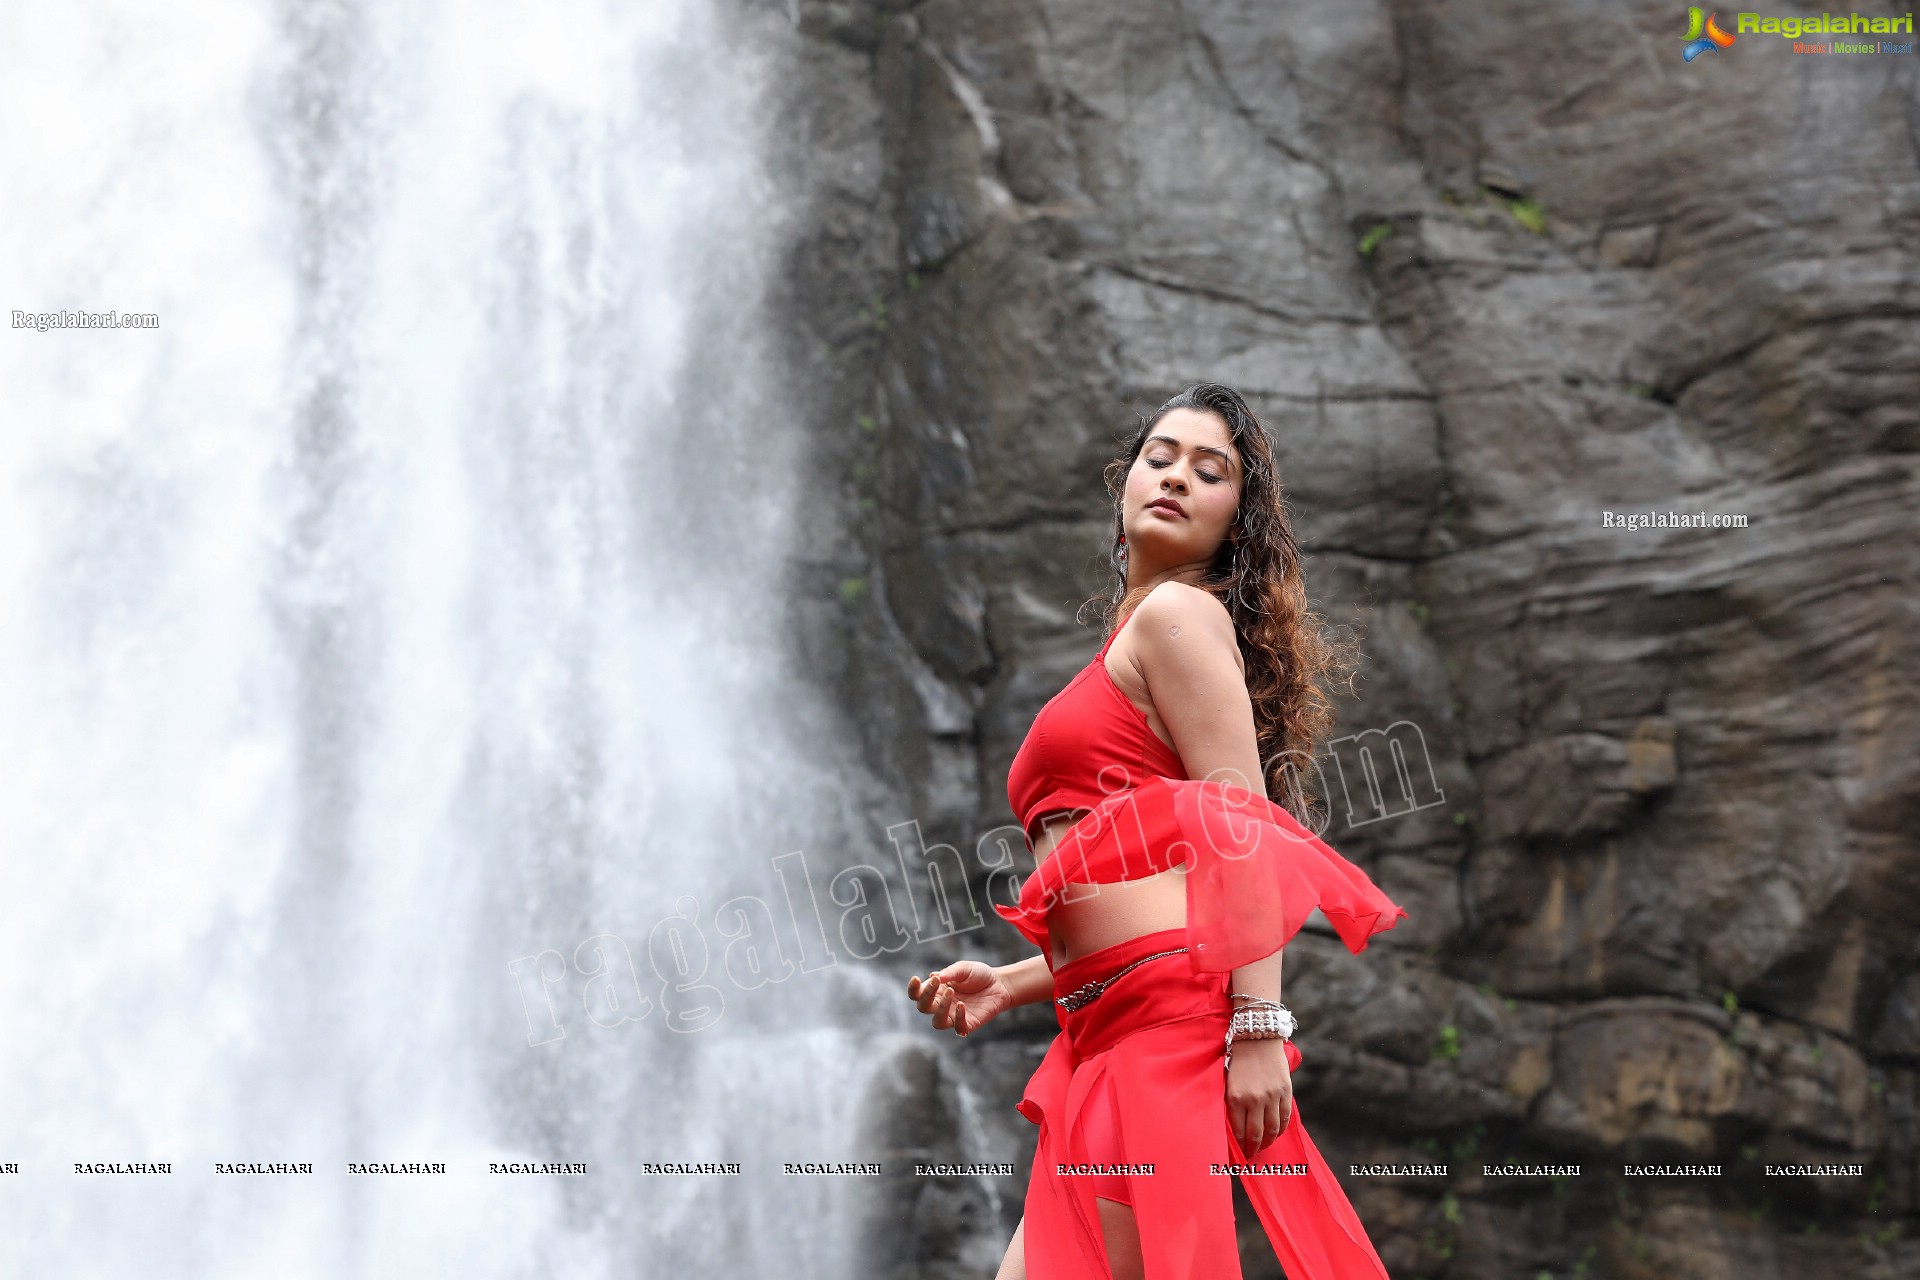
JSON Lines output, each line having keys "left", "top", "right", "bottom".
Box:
{"left": 764, "top": 0, "right": 1920, "bottom": 1273}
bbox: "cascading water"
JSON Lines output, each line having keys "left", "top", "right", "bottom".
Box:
{"left": 0, "top": 2, "right": 917, "bottom": 1274}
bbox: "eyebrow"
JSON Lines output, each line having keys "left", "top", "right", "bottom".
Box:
{"left": 1145, "top": 434, "right": 1239, "bottom": 473}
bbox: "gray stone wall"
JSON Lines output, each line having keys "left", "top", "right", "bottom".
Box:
{"left": 759, "top": 1, "right": 1920, "bottom": 1274}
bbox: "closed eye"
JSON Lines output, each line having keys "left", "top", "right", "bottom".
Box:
{"left": 1146, "top": 457, "right": 1224, "bottom": 483}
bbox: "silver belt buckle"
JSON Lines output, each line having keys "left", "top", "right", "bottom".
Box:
{"left": 1054, "top": 946, "right": 1187, "bottom": 1012}
{"left": 1056, "top": 980, "right": 1107, "bottom": 1012}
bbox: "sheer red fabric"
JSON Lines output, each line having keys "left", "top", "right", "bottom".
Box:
{"left": 993, "top": 774, "right": 1407, "bottom": 973}
{"left": 1016, "top": 928, "right": 1394, "bottom": 1279}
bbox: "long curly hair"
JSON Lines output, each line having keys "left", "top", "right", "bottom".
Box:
{"left": 1083, "top": 383, "right": 1358, "bottom": 823}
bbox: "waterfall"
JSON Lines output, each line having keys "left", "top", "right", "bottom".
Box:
{"left": 0, "top": 1, "right": 903, "bottom": 1274}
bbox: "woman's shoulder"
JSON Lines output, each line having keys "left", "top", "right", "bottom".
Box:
{"left": 1135, "top": 579, "right": 1234, "bottom": 635}
{"left": 1129, "top": 581, "right": 1243, "bottom": 676}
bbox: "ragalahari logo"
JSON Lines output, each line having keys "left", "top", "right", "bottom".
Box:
{"left": 1683, "top": 7, "right": 1739, "bottom": 59}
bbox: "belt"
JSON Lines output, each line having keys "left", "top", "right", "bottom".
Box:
{"left": 1054, "top": 946, "right": 1189, "bottom": 1011}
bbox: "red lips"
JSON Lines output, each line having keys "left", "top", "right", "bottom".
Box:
{"left": 1146, "top": 498, "right": 1186, "bottom": 517}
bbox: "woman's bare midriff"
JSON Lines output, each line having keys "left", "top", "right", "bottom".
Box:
{"left": 1032, "top": 811, "right": 1189, "bottom": 968}
{"left": 1028, "top": 636, "right": 1199, "bottom": 967}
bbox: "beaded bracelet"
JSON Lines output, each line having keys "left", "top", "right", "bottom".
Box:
{"left": 1223, "top": 997, "right": 1297, "bottom": 1069}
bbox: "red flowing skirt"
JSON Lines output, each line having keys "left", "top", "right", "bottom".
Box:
{"left": 1017, "top": 927, "right": 1392, "bottom": 1279}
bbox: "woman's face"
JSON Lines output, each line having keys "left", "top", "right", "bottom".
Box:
{"left": 1122, "top": 407, "right": 1243, "bottom": 569}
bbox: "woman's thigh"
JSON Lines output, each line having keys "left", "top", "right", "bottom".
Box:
{"left": 994, "top": 1216, "right": 1025, "bottom": 1280}
{"left": 997, "top": 1206, "right": 1143, "bottom": 1280}
{"left": 1096, "top": 1198, "right": 1143, "bottom": 1280}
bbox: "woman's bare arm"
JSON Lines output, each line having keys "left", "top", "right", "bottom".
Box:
{"left": 993, "top": 954, "right": 1055, "bottom": 1008}
{"left": 1129, "top": 580, "right": 1294, "bottom": 1150}
{"left": 1125, "top": 581, "right": 1264, "bottom": 796}
{"left": 1126, "top": 581, "right": 1282, "bottom": 1001}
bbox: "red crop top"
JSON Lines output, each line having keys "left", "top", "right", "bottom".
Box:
{"left": 1005, "top": 613, "right": 1186, "bottom": 845}
{"left": 996, "top": 611, "right": 1411, "bottom": 971}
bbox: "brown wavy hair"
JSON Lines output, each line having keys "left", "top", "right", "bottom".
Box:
{"left": 1083, "top": 383, "right": 1358, "bottom": 823}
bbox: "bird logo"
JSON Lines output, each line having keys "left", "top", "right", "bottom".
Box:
{"left": 1682, "top": 7, "right": 1738, "bottom": 60}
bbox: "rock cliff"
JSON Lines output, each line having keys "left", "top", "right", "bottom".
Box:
{"left": 757, "top": 1, "right": 1920, "bottom": 1274}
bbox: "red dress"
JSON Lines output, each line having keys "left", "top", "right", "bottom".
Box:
{"left": 994, "top": 615, "right": 1407, "bottom": 1278}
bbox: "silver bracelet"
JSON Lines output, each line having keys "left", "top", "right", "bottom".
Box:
{"left": 1223, "top": 1000, "right": 1296, "bottom": 1069}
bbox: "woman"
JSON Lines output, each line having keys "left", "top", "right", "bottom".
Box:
{"left": 906, "top": 384, "right": 1407, "bottom": 1279}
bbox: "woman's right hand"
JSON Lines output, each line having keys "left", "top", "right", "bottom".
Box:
{"left": 907, "top": 961, "right": 1014, "bottom": 1037}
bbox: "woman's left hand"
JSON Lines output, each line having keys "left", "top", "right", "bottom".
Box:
{"left": 1225, "top": 1037, "right": 1294, "bottom": 1155}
